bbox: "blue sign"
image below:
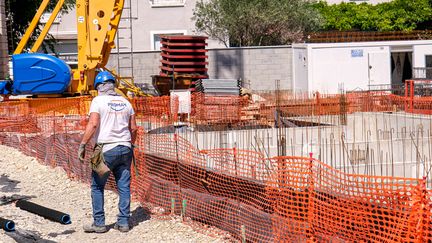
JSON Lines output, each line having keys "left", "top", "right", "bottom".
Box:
{"left": 351, "top": 49, "right": 363, "bottom": 58}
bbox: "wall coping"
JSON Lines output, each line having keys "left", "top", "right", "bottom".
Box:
{"left": 57, "top": 45, "right": 294, "bottom": 56}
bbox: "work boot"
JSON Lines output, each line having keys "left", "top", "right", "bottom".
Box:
{"left": 114, "top": 223, "right": 130, "bottom": 233}
{"left": 83, "top": 223, "right": 108, "bottom": 233}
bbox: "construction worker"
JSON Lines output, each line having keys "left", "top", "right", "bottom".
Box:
{"left": 78, "top": 71, "right": 137, "bottom": 233}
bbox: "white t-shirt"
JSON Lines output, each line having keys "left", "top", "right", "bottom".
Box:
{"left": 89, "top": 95, "right": 135, "bottom": 152}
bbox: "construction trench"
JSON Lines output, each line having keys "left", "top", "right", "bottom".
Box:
{"left": 0, "top": 91, "right": 431, "bottom": 242}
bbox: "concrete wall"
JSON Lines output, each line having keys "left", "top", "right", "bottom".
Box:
{"left": 207, "top": 46, "right": 292, "bottom": 91}
{"left": 159, "top": 112, "right": 432, "bottom": 184}
{"left": 106, "top": 50, "right": 161, "bottom": 91}
{"left": 105, "top": 46, "right": 294, "bottom": 91}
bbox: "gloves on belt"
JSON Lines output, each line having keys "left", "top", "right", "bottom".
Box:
{"left": 78, "top": 143, "right": 86, "bottom": 162}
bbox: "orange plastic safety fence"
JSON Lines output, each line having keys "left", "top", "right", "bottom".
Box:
{"left": 0, "top": 100, "right": 35, "bottom": 133}
{"left": 0, "top": 98, "right": 92, "bottom": 183}
{"left": 249, "top": 92, "right": 401, "bottom": 123}
{"left": 191, "top": 93, "right": 247, "bottom": 124}
{"left": 248, "top": 90, "right": 432, "bottom": 121}
{"left": 27, "top": 97, "right": 91, "bottom": 115}
{"left": 140, "top": 132, "right": 273, "bottom": 241}
{"left": 0, "top": 100, "right": 30, "bottom": 116}
{"left": 267, "top": 156, "right": 430, "bottom": 242}
{"left": 133, "top": 96, "right": 177, "bottom": 125}
{"left": 1, "top": 94, "right": 432, "bottom": 242}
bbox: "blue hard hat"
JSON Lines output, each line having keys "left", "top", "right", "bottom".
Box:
{"left": 94, "top": 71, "right": 116, "bottom": 88}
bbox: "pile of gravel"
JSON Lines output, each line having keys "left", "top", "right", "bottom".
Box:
{"left": 0, "top": 145, "right": 232, "bottom": 242}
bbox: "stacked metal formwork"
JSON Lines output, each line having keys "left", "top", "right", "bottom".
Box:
{"left": 159, "top": 35, "right": 209, "bottom": 81}
{"left": 195, "top": 79, "right": 240, "bottom": 95}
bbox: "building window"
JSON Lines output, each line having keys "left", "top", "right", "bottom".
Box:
{"left": 426, "top": 55, "right": 432, "bottom": 68}
{"left": 150, "top": 0, "right": 186, "bottom": 7}
{"left": 425, "top": 55, "right": 432, "bottom": 79}
{"left": 150, "top": 30, "right": 187, "bottom": 50}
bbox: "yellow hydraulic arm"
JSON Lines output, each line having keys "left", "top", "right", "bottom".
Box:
{"left": 74, "top": 0, "right": 125, "bottom": 94}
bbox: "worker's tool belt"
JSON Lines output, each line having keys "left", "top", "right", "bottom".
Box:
{"left": 90, "top": 143, "right": 111, "bottom": 177}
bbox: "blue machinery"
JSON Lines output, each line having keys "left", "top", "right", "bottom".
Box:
{"left": 0, "top": 54, "right": 71, "bottom": 95}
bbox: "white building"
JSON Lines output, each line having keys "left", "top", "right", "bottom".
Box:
{"left": 45, "top": 0, "right": 225, "bottom": 54}
{"left": 292, "top": 40, "right": 432, "bottom": 93}
{"left": 47, "top": 0, "right": 396, "bottom": 54}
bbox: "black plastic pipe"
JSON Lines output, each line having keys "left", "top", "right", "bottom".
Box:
{"left": 0, "top": 217, "right": 15, "bottom": 231}
{"left": 16, "top": 200, "right": 71, "bottom": 225}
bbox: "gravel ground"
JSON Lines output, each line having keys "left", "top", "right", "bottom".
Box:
{"left": 0, "top": 145, "right": 232, "bottom": 242}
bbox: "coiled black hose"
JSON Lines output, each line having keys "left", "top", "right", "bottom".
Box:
{"left": 16, "top": 200, "right": 71, "bottom": 224}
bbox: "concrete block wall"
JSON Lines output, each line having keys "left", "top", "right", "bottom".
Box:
{"left": 107, "top": 51, "right": 161, "bottom": 91}
{"left": 207, "top": 46, "right": 292, "bottom": 91}
{"left": 106, "top": 46, "right": 293, "bottom": 92}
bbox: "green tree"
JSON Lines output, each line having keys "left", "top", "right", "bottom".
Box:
{"left": 6, "top": 0, "right": 75, "bottom": 54}
{"left": 193, "top": 0, "right": 323, "bottom": 47}
{"left": 314, "top": 0, "right": 432, "bottom": 31}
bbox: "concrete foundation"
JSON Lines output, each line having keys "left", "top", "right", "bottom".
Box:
{"left": 147, "top": 111, "right": 432, "bottom": 186}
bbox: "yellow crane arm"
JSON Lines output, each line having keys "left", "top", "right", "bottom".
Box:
{"left": 100, "top": 1, "right": 124, "bottom": 68}
{"left": 75, "top": 0, "right": 125, "bottom": 94}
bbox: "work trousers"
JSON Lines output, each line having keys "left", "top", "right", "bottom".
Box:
{"left": 91, "top": 145, "right": 133, "bottom": 227}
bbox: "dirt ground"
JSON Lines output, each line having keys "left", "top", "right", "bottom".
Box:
{"left": 0, "top": 145, "right": 232, "bottom": 242}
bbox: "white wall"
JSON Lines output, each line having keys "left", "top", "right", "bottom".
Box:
{"left": 413, "top": 44, "right": 432, "bottom": 67}
{"left": 309, "top": 45, "right": 391, "bottom": 93}
{"left": 293, "top": 41, "right": 432, "bottom": 93}
{"left": 49, "top": 9, "right": 77, "bottom": 39}
{"left": 293, "top": 48, "right": 308, "bottom": 92}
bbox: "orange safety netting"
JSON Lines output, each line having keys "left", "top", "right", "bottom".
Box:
{"left": 247, "top": 91, "right": 432, "bottom": 123}
{"left": 267, "top": 156, "right": 431, "bottom": 242}
{"left": 191, "top": 93, "right": 248, "bottom": 124}
{"left": 133, "top": 96, "right": 177, "bottom": 124}
{"left": 0, "top": 94, "right": 432, "bottom": 242}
